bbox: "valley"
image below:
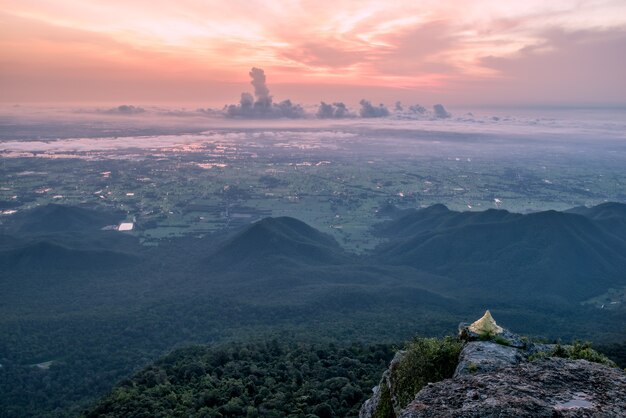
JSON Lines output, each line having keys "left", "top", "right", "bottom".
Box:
{"left": 2, "top": 120, "right": 625, "bottom": 252}
{"left": 1, "top": 117, "right": 625, "bottom": 417}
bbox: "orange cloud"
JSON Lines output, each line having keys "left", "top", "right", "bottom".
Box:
{"left": 1, "top": 1, "right": 625, "bottom": 105}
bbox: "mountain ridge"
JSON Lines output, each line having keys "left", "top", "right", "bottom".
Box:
{"left": 207, "top": 216, "right": 350, "bottom": 269}
{"left": 0, "top": 239, "right": 138, "bottom": 270}
{"left": 2, "top": 203, "right": 125, "bottom": 235}
{"left": 373, "top": 203, "right": 626, "bottom": 302}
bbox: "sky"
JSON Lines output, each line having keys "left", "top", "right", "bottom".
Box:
{"left": 1, "top": 0, "right": 626, "bottom": 106}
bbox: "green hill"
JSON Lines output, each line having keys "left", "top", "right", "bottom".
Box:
{"left": 0, "top": 240, "right": 137, "bottom": 271}
{"left": 208, "top": 216, "right": 350, "bottom": 270}
{"left": 375, "top": 205, "right": 626, "bottom": 302}
{"left": 1, "top": 203, "right": 626, "bottom": 417}
{"left": 84, "top": 340, "right": 394, "bottom": 418}
{"left": 2, "top": 204, "right": 124, "bottom": 234}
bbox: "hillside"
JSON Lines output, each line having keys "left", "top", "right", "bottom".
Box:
{"left": 0, "top": 240, "right": 137, "bottom": 270}
{"left": 1, "top": 204, "right": 125, "bottom": 234}
{"left": 1, "top": 203, "right": 626, "bottom": 417}
{"left": 84, "top": 341, "right": 395, "bottom": 418}
{"left": 375, "top": 204, "right": 626, "bottom": 302}
{"left": 374, "top": 204, "right": 520, "bottom": 238}
{"left": 0, "top": 204, "right": 141, "bottom": 272}
{"left": 567, "top": 202, "right": 626, "bottom": 237}
{"left": 567, "top": 202, "right": 626, "bottom": 220}
{"left": 84, "top": 316, "right": 626, "bottom": 418}
{"left": 208, "top": 216, "right": 350, "bottom": 269}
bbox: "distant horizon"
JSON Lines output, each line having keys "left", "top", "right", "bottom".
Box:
{"left": 3, "top": 79, "right": 626, "bottom": 110}
{"left": 3, "top": 99, "right": 626, "bottom": 111}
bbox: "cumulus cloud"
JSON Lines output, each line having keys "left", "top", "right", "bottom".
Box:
{"left": 157, "top": 108, "right": 220, "bottom": 117}
{"left": 103, "top": 105, "right": 145, "bottom": 115}
{"left": 225, "top": 68, "right": 305, "bottom": 119}
{"left": 316, "top": 102, "right": 354, "bottom": 119}
{"left": 359, "top": 100, "right": 390, "bottom": 118}
{"left": 249, "top": 67, "right": 271, "bottom": 108}
{"left": 274, "top": 99, "right": 306, "bottom": 118}
{"left": 433, "top": 104, "right": 451, "bottom": 118}
{"left": 392, "top": 103, "right": 429, "bottom": 120}
{"left": 409, "top": 104, "right": 427, "bottom": 114}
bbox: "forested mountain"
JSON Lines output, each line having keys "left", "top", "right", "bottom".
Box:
{"left": 0, "top": 240, "right": 137, "bottom": 270}
{"left": 84, "top": 328, "right": 625, "bottom": 418}
{"left": 567, "top": 202, "right": 626, "bottom": 237}
{"left": 3, "top": 204, "right": 125, "bottom": 234}
{"left": 1, "top": 203, "right": 625, "bottom": 416}
{"left": 208, "top": 216, "right": 350, "bottom": 269}
{"left": 375, "top": 204, "right": 626, "bottom": 302}
{"left": 84, "top": 341, "right": 395, "bottom": 418}
{"left": 0, "top": 204, "right": 140, "bottom": 271}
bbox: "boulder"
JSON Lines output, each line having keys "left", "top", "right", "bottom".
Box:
{"left": 400, "top": 357, "right": 626, "bottom": 417}
{"left": 453, "top": 341, "right": 524, "bottom": 377}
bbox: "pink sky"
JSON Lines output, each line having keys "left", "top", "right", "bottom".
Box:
{"left": 1, "top": 0, "right": 625, "bottom": 106}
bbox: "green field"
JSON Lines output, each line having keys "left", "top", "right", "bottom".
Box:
{"left": 2, "top": 126, "right": 624, "bottom": 251}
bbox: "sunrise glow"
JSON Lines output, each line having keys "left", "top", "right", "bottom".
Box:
{"left": 2, "top": 0, "right": 626, "bottom": 105}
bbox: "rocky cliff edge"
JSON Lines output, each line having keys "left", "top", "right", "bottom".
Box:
{"left": 360, "top": 311, "right": 626, "bottom": 418}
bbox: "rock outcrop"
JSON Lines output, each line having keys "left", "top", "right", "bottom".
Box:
{"left": 361, "top": 311, "right": 626, "bottom": 418}
{"left": 400, "top": 357, "right": 626, "bottom": 417}
{"left": 453, "top": 341, "right": 524, "bottom": 377}
{"left": 360, "top": 351, "right": 406, "bottom": 418}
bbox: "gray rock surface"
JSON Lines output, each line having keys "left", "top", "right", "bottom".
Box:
{"left": 360, "top": 351, "right": 406, "bottom": 418}
{"left": 359, "top": 372, "right": 385, "bottom": 418}
{"left": 400, "top": 357, "right": 626, "bottom": 417}
{"left": 453, "top": 341, "right": 524, "bottom": 377}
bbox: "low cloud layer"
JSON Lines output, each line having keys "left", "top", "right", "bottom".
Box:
{"left": 225, "top": 68, "right": 305, "bottom": 119}
{"left": 409, "top": 104, "right": 427, "bottom": 114}
{"left": 102, "top": 105, "right": 145, "bottom": 115}
{"left": 316, "top": 102, "right": 354, "bottom": 119}
{"left": 359, "top": 100, "right": 390, "bottom": 118}
{"left": 433, "top": 104, "right": 451, "bottom": 118}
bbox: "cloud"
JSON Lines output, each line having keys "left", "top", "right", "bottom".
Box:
{"left": 249, "top": 67, "right": 271, "bottom": 108}
{"left": 409, "top": 104, "right": 427, "bottom": 114}
{"left": 359, "top": 99, "right": 390, "bottom": 118}
{"left": 370, "top": 21, "right": 459, "bottom": 78}
{"left": 280, "top": 41, "right": 365, "bottom": 68}
{"left": 102, "top": 105, "right": 145, "bottom": 115}
{"left": 316, "top": 102, "right": 354, "bottom": 119}
{"left": 478, "top": 28, "right": 626, "bottom": 104}
{"left": 393, "top": 104, "right": 427, "bottom": 119}
{"left": 393, "top": 103, "right": 445, "bottom": 120}
{"left": 3, "top": 2, "right": 626, "bottom": 105}
{"left": 225, "top": 68, "right": 305, "bottom": 118}
{"left": 158, "top": 108, "right": 220, "bottom": 117}
{"left": 433, "top": 104, "right": 451, "bottom": 119}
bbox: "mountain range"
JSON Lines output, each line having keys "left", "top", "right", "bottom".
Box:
{"left": 1, "top": 202, "right": 625, "bottom": 417}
